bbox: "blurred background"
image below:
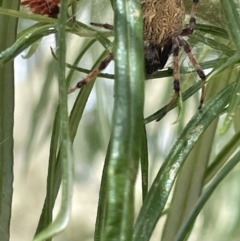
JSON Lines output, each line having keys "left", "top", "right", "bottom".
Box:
{"left": 10, "top": 0, "right": 240, "bottom": 240}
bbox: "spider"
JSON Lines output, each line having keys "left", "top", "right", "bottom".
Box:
{"left": 68, "top": 0, "right": 206, "bottom": 113}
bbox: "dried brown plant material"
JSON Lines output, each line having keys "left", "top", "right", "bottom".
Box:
{"left": 21, "top": 0, "right": 60, "bottom": 18}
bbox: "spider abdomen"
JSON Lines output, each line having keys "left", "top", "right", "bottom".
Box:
{"left": 142, "top": 0, "right": 185, "bottom": 46}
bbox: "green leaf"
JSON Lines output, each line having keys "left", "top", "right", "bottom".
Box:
{"left": 33, "top": 0, "right": 73, "bottom": 240}
{"left": 204, "top": 131, "right": 240, "bottom": 184}
{"left": 21, "top": 38, "right": 42, "bottom": 59}
{"left": 34, "top": 107, "right": 61, "bottom": 239}
{"left": 196, "top": 24, "right": 229, "bottom": 39}
{"left": 0, "top": 24, "right": 56, "bottom": 65}
{"left": 101, "top": 0, "right": 145, "bottom": 240}
{"left": 0, "top": 1, "right": 19, "bottom": 241}
{"left": 35, "top": 41, "right": 108, "bottom": 241}
{"left": 220, "top": 71, "right": 240, "bottom": 133}
{"left": 133, "top": 81, "right": 237, "bottom": 241}
{"left": 174, "top": 150, "right": 240, "bottom": 241}
{"left": 220, "top": 0, "right": 240, "bottom": 53}
{"left": 0, "top": 19, "right": 113, "bottom": 66}
{"left": 161, "top": 118, "right": 218, "bottom": 241}
{"left": 140, "top": 125, "right": 149, "bottom": 201}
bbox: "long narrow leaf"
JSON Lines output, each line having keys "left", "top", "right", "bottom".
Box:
{"left": 161, "top": 118, "right": 218, "bottom": 241}
{"left": 102, "top": 0, "right": 145, "bottom": 240}
{"left": 141, "top": 125, "right": 149, "bottom": 201}
{"left": 133, "top": 81, "right": 237, "bottom": 241}
{"left": 0, "top": 1, "right": 19, "bottom": 240}
{"left": 34, "top": 108, "right": 61, "bottom": 237}
{"left": 220, "top": 0, "right": 240, "bottom": 53}
{"left": 0, "top": 24, "right": 56, "bottom": 65}
{"left": 174, "top": 150, "right": 240, "bottom": 241}
{"left": 33, "top": 0, "right": 73, "bottom": 240}
{"left": 204, "top": 131, "right": 240, "bottom": 184}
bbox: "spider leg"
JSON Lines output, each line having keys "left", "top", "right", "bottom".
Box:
{"left": 67, "top": 22, "right": 113, "bottom": 93}
{"left": 179, "top": 36, "right": 206, "bottom": 109}
{"left": 159, "top": 41, "right": 173, "bottom": 69}
{"left": 189, "top": 0, "right": 199, "bottom": 31}
{"left": 181, "top": 0, "right": 199, "bottom": 36}
{"left": 90, "top": 22, "right": 114, "bottom": 30}
{"left": 159, "top": 37, "right": 180, "bottom": 117}
{"left": 68, "top": 53, "right": 113, "bottom": 94}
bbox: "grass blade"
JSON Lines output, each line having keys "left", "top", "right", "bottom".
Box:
{"left": 33, "top": 0, "right": 73, "bottom": 240}
{"left": 174, "top": 150, "right": 240, "bottom": 241}
{"left": 102, "top": 0, "right": 145, "bottom": 239}
{"left": 133, "top": 81, "right": 237, "bottom": 241}
{"left": 0, "top": 1, "right": 19, "bottom": 240}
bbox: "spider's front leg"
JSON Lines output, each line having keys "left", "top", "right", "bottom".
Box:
{"left": 68, "top": 53, "right": 113, "bottom": 94}
{"left": 181, "top": 0, "right": 199, "bottom": 36}
{"left": 189, "top": 0, "right": 199, "bottom": 31}
{"left": 68, "top": 22, "right": 114, "bottom": 94}
{"left": 187, "top": 0, "right": 207, "bottom": 109}
{"left": 157, "top": 37, "right": 181, "bottom": 120}
{"left": 170, "top": 37, "right": 181, "bottom": 108}
{"left": 180, "top": 0, "right": 206, "bottom": 109}
{"left": 179, "top": 37, "right": 206, "bottom": 109}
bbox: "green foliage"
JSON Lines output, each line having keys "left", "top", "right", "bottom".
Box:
{"left": 0, "top": 1, "right": 19, "bottom": 241}
{"left": 1, "top": 0, "right": 240, "bottom": 241}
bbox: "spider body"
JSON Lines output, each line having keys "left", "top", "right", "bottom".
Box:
{"left": 143, "top": 0, "right": 185, "bottom": 46}
{"left": 142, "top": 0, "right": 206, "bottom": 111}
{"left": 69, "top": 0, "right": 206, "bottom": 115}
{"left": 143, "top": 0, "right": 185, "bottom": 75}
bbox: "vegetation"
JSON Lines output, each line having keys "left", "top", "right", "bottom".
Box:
{"left": 0, "top": 0, "right": 240, "bottom": 240}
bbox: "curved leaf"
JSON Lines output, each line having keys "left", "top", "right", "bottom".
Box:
{"left": 33, "top": 0, "right": 73, "bottom": 240}
{"left": 133, "top": 81, "right": 237, "bottom": 241}
{"left": 174, "top": 150, "right": 240, "bottom": 241}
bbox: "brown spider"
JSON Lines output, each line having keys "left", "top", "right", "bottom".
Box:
{"left": 68, "top": 0, "right": 206, "bottom": 112}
